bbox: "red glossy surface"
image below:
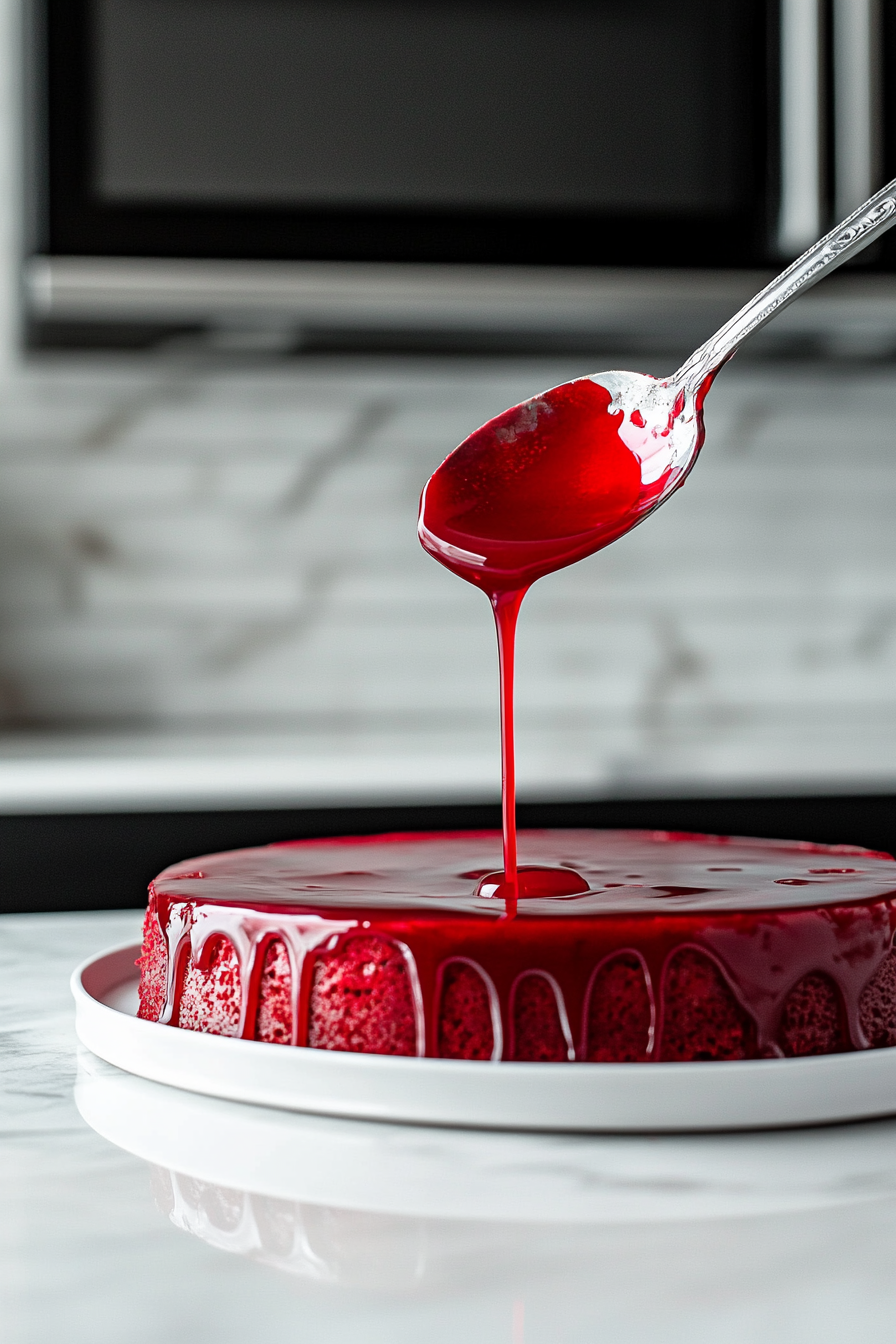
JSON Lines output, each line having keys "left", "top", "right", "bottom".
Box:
{"left": 418, "top": 378, "right": 688, "bottom": 593}
{"left": 137, "top": 829, "right": 896, "bottom": 1063}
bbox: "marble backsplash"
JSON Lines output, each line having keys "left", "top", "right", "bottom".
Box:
{"left": 0, "top": 346, "right": 892, "bottom": 803}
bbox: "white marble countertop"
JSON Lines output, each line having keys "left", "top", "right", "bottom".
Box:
{"left": 7, "top": 909, "right": 896, "bottom": 1342}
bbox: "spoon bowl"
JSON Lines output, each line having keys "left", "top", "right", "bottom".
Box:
{"left": 419, "top": 368, "right": 710, "bottom": 592}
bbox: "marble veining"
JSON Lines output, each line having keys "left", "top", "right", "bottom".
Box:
{"left": 0, "top": 355, "right": 895, "bottom": 803}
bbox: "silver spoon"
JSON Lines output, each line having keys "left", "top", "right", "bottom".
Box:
{"left": 419, "top": 177, "right": 896, "bottom": 595}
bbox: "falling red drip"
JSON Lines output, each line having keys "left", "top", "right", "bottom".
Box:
{"left": 493, "top": 589, "right": 524, "bottom": 917}
{"left": 418, "top": 376, "right": 708, "bottom": 914}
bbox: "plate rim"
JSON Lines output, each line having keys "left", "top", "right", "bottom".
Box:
{"left": 72, "top": 941, "right": 896, "bottom": 1133}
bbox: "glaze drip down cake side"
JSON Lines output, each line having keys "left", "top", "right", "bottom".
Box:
{"left": 136, "top": 829, "right": 896, "bottom": 1063}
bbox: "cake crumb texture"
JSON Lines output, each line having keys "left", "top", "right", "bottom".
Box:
{"left": 511, "top": 973, "right": 569, "bottom": 1061}
{"left": 178, "top": 937, "right": 242, "bottom": 1037}
{"left": 859, "top": 949, "right": 896, "bottom": 1047}
{"left": 779, "top": 972, "right": 848, "bottom": 1056}
{"left": 585, "top": 953, "right": 652, "bottom": 1062}
{"left": 308, "top": 936, "right": 417, "bottom": 1055}
{"left": 136, "top": 905, "right": 167, "bottom": 1022}
{"left": 659, "top": 948, "right": 756, "bottom": 1061}
{"left": 255, "top": 939, "right": 293, "bottom": 1045}
{"left": 437, "top": 961, "right": 494, "bottom": 1059}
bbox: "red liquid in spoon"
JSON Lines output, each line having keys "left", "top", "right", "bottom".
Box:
{"left": 419, "top": 375, "right": 710, "bottom": 914}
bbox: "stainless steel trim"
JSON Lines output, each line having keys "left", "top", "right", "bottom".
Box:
{"left": 26, "top": 254, "right": 773, "bottom": 337}
{"left": 28, "top": 255, "right": 896, "bottom": 355}
{"left": 777, "top": 0, "right": 824, "bottom": 256}
{"left": 833, "top": 0, "right": 883, "bottom": 219}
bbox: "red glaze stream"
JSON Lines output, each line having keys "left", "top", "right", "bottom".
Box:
{"left": 419, "top": 373, "right": 714, "bottom": 915}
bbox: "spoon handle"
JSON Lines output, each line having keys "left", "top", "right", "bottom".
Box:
{"left": 673, "top": 177, "right": 896, "bottom": 395}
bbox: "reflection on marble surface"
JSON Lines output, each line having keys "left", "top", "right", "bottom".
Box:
{"left": 149, "top": 1166, "right": 432, "bottom": 1289}
{"left": 72, "top": 1047, "right": 896, "bottom": 1225}
{"left": 8, "top": 911, "right": 896, "bottom": 1342}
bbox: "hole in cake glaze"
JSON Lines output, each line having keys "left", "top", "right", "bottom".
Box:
{"left": 658, "top": 947, "right": 757, "bottom": 1062}
{"left": 510, "top": 971, "right": 575, "bottom": 1062}
{"left": 436, "top": 958, "right": 502, "bottom": 1061}
{"left": 254, "top": 939, "right": 293, "bottom": 1045}
{"left": 859, "top": 950, "right": 896, "bottom": 1049}
{"left": 307, "top": 935, "right": 423, "bottom": 1057}
{"left": 779, "top": 972, "right": 849, "bottom": 1057}
{"left": 178, "top": 936, "right": 242, "bottom": 1038}
{"left": 582, "top": 951, "right": 654, "bottom": 1062}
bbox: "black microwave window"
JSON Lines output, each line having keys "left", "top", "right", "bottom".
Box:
{"left": 45, "top": 0, "right": 770, "bottom": 265}
{"left": 94, "top": 0, "right": 754, "bottom": 215}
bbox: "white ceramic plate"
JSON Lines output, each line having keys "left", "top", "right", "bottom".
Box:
{"left": 73, "top": 942, "right": 896, "bottom": 1133}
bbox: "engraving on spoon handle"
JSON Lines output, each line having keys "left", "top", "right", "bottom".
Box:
{"left": 674, "top": 179, "right": 896, "bottom": 395}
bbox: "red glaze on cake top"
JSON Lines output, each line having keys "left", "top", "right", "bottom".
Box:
{"left": 150, "top": 828, "right": 893, "bottom": 913}
{"left": 138, "top": 829, "right": 896, "bottom": 1063}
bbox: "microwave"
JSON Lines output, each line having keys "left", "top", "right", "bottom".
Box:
{"left": 27, "top": 0, "right": 896, "bottom": 340}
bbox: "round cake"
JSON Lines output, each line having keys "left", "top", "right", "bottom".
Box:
{"left": 136, "top": 829, "right": 896, "bottom": 1063}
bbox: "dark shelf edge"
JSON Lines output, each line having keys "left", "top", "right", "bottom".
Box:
{"left": 2, "top": 793, "right": 895, "bottom": 915}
